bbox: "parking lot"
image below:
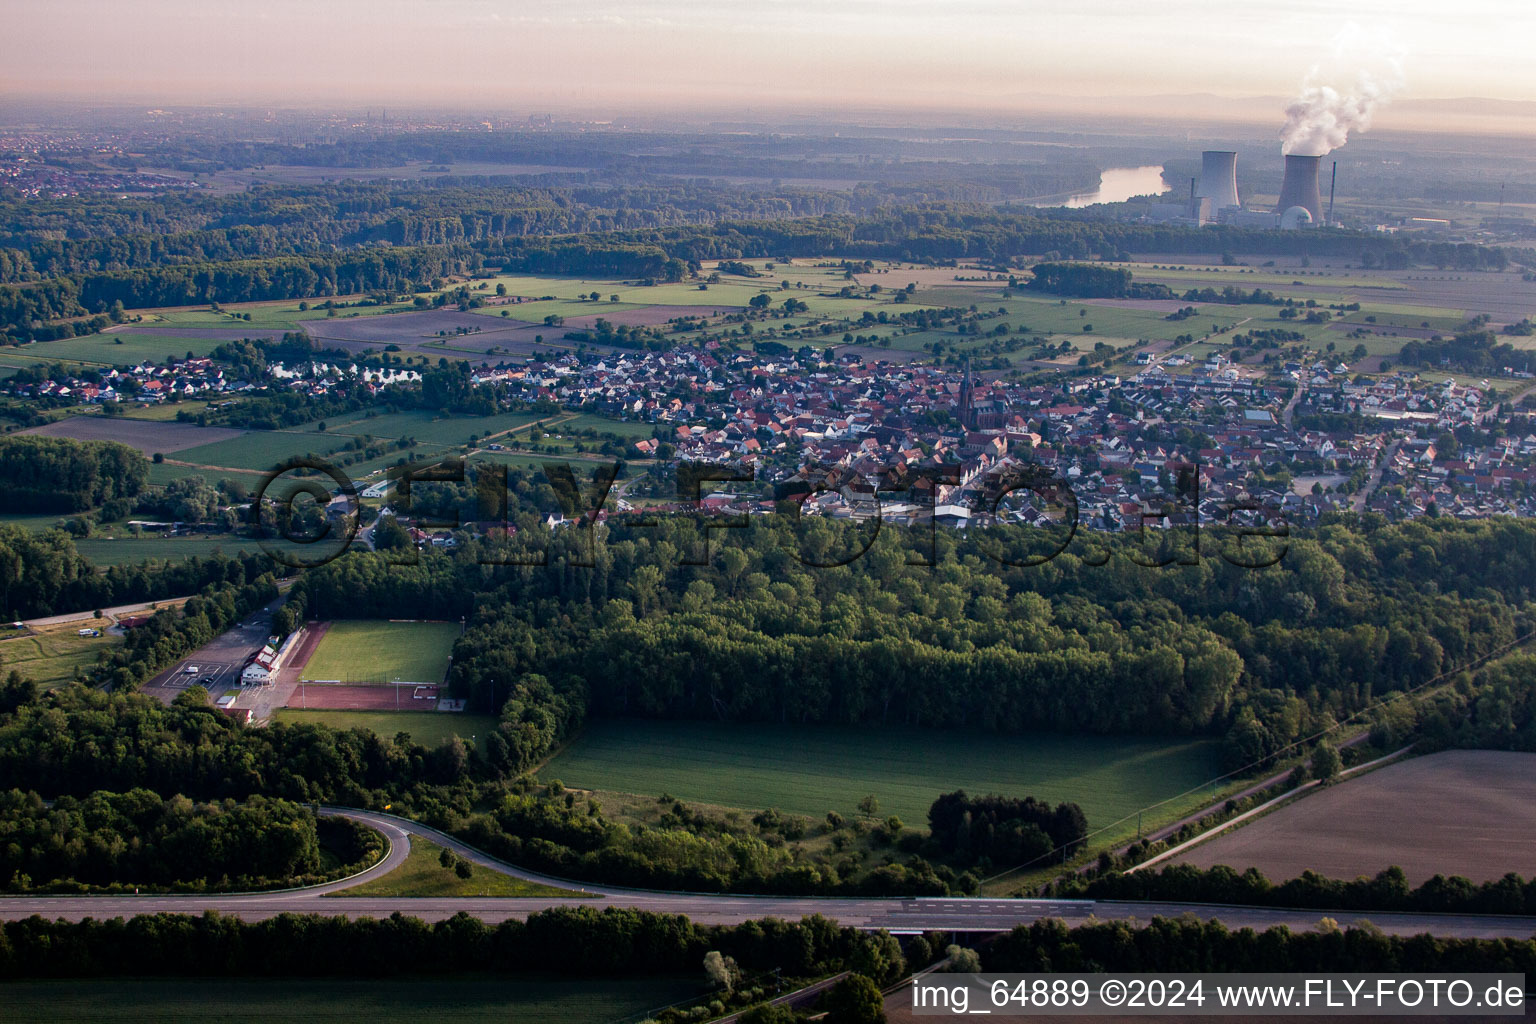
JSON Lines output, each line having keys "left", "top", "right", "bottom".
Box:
{"left": 140, "top": 606, "right": 279, "bottom": 705}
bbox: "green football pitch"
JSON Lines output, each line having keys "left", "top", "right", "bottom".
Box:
{"left": 299, "top": 620, "right": 459, "bottom": 683}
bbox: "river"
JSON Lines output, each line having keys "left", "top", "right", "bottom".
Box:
{"left": 1035, "top": 165, "right": 1168, "bottom": 208}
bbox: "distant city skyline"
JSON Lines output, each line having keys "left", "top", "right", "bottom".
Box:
{"left": 3, "top": 0, "right": 1533, "bottom": 128}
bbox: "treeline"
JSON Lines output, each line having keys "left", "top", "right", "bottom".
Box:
{"left": 0, "top": 679, "right": 500, "bottom": 804}
{"left": 0, "top": 180, "right": 860, "bottom": 282}
{"left": 0, "top": 789, "right": 382, "bottom": 893}
{"left": 985, "top": 916, "right": 1536, "bottom": 973}
{"left": 0, "top": 245, "right": 478, "bottom": 341}
{"left": 1023, "top": 261, "right": 1174, "bottom": 300}
{"left": 1398, "top": 330, "right": 1536, "bottom": 375}
{"left": 0, "top": 521, "right": 277, "bottom": 623}
{"left": 1025, "top": 262, "right": 1132, "bottom": 297}
{"left": 4, "top": 909, "right": 1533, "bottom": 988}
{"left": 1051, "top": 862, "right": 1536, "bottom": 917}
{"left": 0, "top": 435, "right": 147, "bottom": 513}
{"left": 0, "top": 905, "right": 906, "bottom": 986}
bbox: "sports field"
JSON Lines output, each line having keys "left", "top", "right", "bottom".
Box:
{"left": 297, "top": 620, "right": 459, "bottom": 683}
{"left": 0, "top": 977, "right": 700, "bottom": 1023}
{"left": 274, "top": 710, "right": 496, "bottom": 746}
{"left": 543, "top": 720, "right": 1222, "bottom": 834}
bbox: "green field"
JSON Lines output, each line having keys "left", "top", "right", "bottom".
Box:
{"left": 0, "top": 511, "right": 74, "bottom": 533}
{"left": 335, "top": 834, "right": 586, "bottom": 899}
{"left": 0, "top": 977, "right": 700, "bottom": 1023}
{"left": 75, "top": 535, "right": 256, "bottom": 566}
{"left": 320, "top": 407, "right": 547, "bottom": 446}
{"left": 275, "top": 710, "right": 495, "bottom": 746}
{"left": 1125, "top": 262, "right": 1408, "bottom": 290}
{"left": 19, "top": 331, "right": 232, "bottom": 366}
{"left": 0, "top": 618, "right": 120, "bottom": 690}
{"left": 560, "top": 412, "right": 658, "bottom": 438}
{"left": 300, "top": 620, "right": 460, "bottom": 683}
{"left": 146, "top": 461, "right": 269, "bottom": 488}
{"left": 544, "top": 720, "right": 1222, "bottom": 833}
{"left": 168, "top": 409, "right": 554, "bottom": 477}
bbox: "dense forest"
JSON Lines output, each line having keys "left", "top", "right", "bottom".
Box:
{"left": 0, "top": 181, "right": 860, "bottom": 281}
{"left": 282, "top": 513, "right": 1535, "bottom": 773}
{"left": 0, "top": 904, "right": 909, "bottom": 995}
{"left": 927, "top": 791, "right": 1088, "bottom": 867}
{"left": 2, "top": 908, "right": 1533, "bottom": 989}
{"left": 0, "top": 788, "right": 379, "bottom": 893}
{"left": 0, "top": 435, "right": 147, "bottom": 513}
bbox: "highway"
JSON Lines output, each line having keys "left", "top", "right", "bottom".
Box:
{"left": 3, "top": 809, "right": 1534, "bottom": 940}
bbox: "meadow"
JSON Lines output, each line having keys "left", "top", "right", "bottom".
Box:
{"left": 560, "top": 412, "right": 658, "bottom": 438}
{"left": 71, "top": 534, "right": 322, "bottom": 567}
{"left": 321, "top": 407, "right": 547, "bottom": 446}
{"left": 163, "top": 409, "right": 559, "bottom": 480}
{"left": 3, "top": 331, "right": 232, "bottom": 366}
{"left": 274, "top": 710, "right": 496, "bottom": 747}
{"left": 0, "top": 511, "right": 75, "bottom": 533}
{"left": 298, "top": 620, "right": 460, "bottom": 683}
{"left": 0, "top": 618, "right": 120, "bottom": 690}
{"left": 543, "top": 719, "right": 1223, "bottom": 834}
{"left": 0, "top": 977, "right": 700, "bottom": 1024}
{"left": 172, "top": 427, "right": 357, "bottom": 472}
{"left": 333, "top": 834, "right": 585, "bottom": 899}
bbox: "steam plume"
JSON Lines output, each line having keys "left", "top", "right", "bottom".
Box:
{"left": 1281, "top": 25, "right": 1406, "bottom": 157}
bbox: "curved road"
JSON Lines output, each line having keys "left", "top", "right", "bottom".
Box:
{"left": 2, "top": 809, "right": 1534, "bottom": 939}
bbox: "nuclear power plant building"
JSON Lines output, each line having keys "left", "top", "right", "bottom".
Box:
{"left": 1196, "top": 151, "right": 1240, "bottom": 210}
{"left": 1275, "top": 154, "right": 1324, "bottom": 223}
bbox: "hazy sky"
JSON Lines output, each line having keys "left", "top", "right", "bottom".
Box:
{"left": 2, "top": 0, "right": 1532, "bottom": 113}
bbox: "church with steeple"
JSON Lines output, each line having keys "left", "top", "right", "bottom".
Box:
{"left": 956, "top": 359, "right": 977, "bottom": 430}
{"left": 954, "top": 358, "right": 1007, "bottom": 431}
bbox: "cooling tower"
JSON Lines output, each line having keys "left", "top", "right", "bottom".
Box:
{"left": 1196, "top": 151, "right": 1240, "bottom": 210}
{"left": 1275, "top": 154, "right": 1323, "bottom": 223}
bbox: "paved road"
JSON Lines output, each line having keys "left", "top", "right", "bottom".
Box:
{"left": 1353, "top": 438, "right": 1402, "bottom": 513}
{"left": 1282, "top": 380, "right": 1305, "bottom": 431}
{"left": 24, "top": 579, "right": 295, "bottom": 629}
{"left": 3, "top": 809, "right": 1533, "bottom": 939}
{"left": 24, "top": 596, "right": 191, "bottom": 628}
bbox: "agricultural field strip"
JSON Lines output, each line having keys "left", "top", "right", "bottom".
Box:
{"left": 1168, "top": 750, "right": 1536, "bottom": 884}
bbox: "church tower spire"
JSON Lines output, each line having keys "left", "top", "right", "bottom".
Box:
{"left": 957, "top": 357, "right": 975, "bottom": 430}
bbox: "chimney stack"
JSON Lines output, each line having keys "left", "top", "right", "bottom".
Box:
{"left": 1196, "top": 151, "right": 1240, "bottom": 210}
{"left": 1275, "top": 154, "right": 1324, "bottom": 223}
